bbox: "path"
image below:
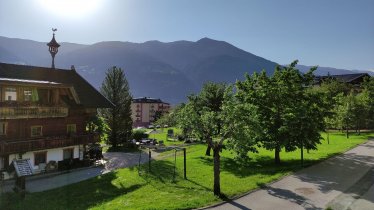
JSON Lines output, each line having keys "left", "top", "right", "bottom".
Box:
{"left": 205, "top": 139, "right": 374, "bottom": 210}
{"left": 1, "top": 150, "right": 157, "bottom": 193}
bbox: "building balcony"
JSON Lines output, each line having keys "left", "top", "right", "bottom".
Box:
{"left": 0, "top": 133, "right": 99, "bottom": 155}
{"left": 0, "top": 106, "right": 68, "bottom": 119}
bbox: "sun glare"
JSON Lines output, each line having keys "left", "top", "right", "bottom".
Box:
{"left": 37, "top": 0, "right": 102, "bottom": 18}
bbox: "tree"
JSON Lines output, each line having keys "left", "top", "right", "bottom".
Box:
{"left": 178, "top": 83, "right": 259, "bottom": 196}
{"left": 100, "top": 66, "right": 133, "bottom": 148}
{"left": 185, "top": 82, "right": 227, "bottom": 156}
{"left": 317, "top": 79, "right": 350, "bottom": 143}
{"left": 154, "top": 104, "right": 184, "bottom": 128}
{"left": 362, "top": 77, "right": 374, "bottom": 128}
{"left": 236, "top": 61, "right": 325, "bottom": 165}
{"left": 86, "top": 115, "right": 109, "bottom": 144}
{"left": 153, "top": 110, "right": 163, "bottom": 123}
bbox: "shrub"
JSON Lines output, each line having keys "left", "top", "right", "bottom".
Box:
{"left": 132, "top": 129, "right": 149, "bottom": 141}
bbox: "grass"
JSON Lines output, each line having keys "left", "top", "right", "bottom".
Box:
{"left": 145, "top": 127, "right": 186, "bottom": 146}
{"left": 1, "top": 131, "right": 372, "bottom": 210}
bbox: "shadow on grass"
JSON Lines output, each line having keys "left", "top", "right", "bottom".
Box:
{"left": 0, "top": 172, "right": 144, "bottom": 210}
{"left": 136, "top": 159, "right": 180, "bottom": 184}
{"left": 196, "top": 155, "right": 318, "bottom": 178}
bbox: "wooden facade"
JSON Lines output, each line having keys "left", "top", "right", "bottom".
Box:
{"left": 0, "top": 63, "right": 113, "bottom": 174}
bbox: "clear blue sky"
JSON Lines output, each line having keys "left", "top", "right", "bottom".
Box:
{"left": 0, "top": 0, "right": 373, "bottom": 71}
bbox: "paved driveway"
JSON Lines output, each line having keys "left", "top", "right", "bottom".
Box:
{"left": 1, "top": 150, "right": 156, "bottom": 193}
{"left": 205, "top": 139, "right": 374, "bottom": 210}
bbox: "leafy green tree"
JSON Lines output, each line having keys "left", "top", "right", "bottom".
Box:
{"left": 362, "top": 77, "right": 374, "bottom": 128}
{"left": 335, "top": 92, "right": 358, "bottom": 138}
{"left": 237, "top": 61, "right": 325, "bottom": 165}
{"left": 154, "top": 104, "right": 183, "bottom": 128}
{"left": 178, "top": 84, "right": 259, "bottom": 196}
{"left": 100, "top": 66, "right": 133, "bottom": 148}
{"left": 186, "top": 82, "right": 227, "bottom": 156}
{"left": 313, "top": 79, "right": 349, "bottom": 143}
{"left": 86, "top": 116, "right": 109, "bottom": 144}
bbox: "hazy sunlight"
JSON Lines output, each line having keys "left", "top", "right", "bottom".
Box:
{"left": 37, "top": 0, "right": 102, "bottom": 18}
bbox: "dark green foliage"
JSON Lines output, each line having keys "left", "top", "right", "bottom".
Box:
{"left": 100, "top": 66, "right": 133, "bottom": 148}
{"left": 131, "top": 129, "right": 149, "bottom": 141}
{"left": 86, "top": 116, "right": 109, "bottom": 143}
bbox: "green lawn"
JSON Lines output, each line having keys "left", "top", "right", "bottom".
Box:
{"left": 1, "top": 132, "right": 372, "bottom": 210}
{"left": 146, "top": 127, "right": 185, "bottom": 146}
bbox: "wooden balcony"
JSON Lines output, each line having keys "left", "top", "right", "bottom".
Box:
{"left": 0, "top": 133, "right": 99, "bottom": 155}
{"left": 0, "top": 106, "right": 68, "bottom": 119}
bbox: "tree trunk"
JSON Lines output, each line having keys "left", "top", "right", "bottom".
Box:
{"left": 300, "top": 140, "right": 304, "bottom": 167}
{"left": 327, "top": 131, "right": 330, "bottom": 144}
{"left": 275, "top": 147, "right": 281, "bottom": 165}
{"left": 205, "top": 145, "right": 212, "bottom": 156}
{"left": 213, "top": 145, "right": 221, "bottom": 196}
{"left": 346, "top": 127, "right": 349, "bottom": 139}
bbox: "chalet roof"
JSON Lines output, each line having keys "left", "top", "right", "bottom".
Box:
{"left": 315, "top": 73, "right": 370, "bottom": 84}
{"left": 0, "top": 62, "right": 113, "bottom": 108}
{"left": 133, "top": 97, "right": 169, "bottom": 105}
{"left": 0, "top": 77, "right": 62, "bottom": 85}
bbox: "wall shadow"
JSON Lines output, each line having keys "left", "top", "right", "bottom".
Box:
{"left": 0, "top": 171, "right": 144, "bottom": 210}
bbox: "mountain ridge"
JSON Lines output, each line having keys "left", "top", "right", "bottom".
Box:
{"left": 0, "top": 35, "right": 372, "bottom": 104}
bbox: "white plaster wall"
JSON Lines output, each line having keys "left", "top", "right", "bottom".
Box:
{"left": 8, "top": 145, "right": 80, "bottom": 170}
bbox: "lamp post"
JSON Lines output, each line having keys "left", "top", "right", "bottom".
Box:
{"left": 47, "top": 28, "right": 60, "bottom": 69}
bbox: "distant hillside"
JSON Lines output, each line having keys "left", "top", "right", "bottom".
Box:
{"left": 0, "top": 36, "right": 371, "bottom": 104}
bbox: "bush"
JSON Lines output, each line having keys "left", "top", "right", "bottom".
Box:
{"left": 132, "top": 129, "right": 149, "bottom": 141}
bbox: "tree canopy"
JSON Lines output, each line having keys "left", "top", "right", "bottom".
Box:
{"left": 236, "top": 61, "right": 326, "bottom": 164}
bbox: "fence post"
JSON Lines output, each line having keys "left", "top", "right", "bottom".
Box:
{"left": 183, "top": 148, "right": 187, "bottom": 179}
{"left": 148, "top": 148, "right": 151, "bottom": 173}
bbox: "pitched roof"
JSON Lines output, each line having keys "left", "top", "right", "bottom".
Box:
{"left": 133, "top": 97, "right": 169, "bottom": 104}
{"left": 0, "top": 62, "right": 113, "bottom": 108}
{"left": 315, "top": 73, "right": 370, "bottom": 84}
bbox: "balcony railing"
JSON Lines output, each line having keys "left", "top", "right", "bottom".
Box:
{"left": 0, "top": 133, "right": 99, "bottom": 155}
{"left": 0, "top": 106, "right": 68, "bottom": 119}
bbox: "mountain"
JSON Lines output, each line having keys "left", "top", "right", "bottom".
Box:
{"left": 0, "top": 36, "right": 371, "bottom": 104}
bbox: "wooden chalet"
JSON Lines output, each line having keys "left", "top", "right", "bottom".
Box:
{"left": 0, "top": 63, "right": 112, "bottom": 179}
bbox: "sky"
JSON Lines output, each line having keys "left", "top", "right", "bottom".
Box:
{"left": 0, "top": 0, "right": 373, "bottom": 71}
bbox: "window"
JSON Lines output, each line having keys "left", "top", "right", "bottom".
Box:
{"left": 5, "top": 87, "right": 17, "bottom": 101}
{"left": 31, "top": 126, "right": 43, "bottom": 137}
{"left": 67, "top": 124, "right": 76, "bottom": 134}
{"left": 24, "top": 90, "right": 32, "bottom": 101}
{"left": 34, "top": 152, "right": 47, "bottom": 165}
{"left": 0, "top": 122, "right": 7, "bottom": 135}
{"left": 63, "top": 148, "right": 74, "bottom": 160}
